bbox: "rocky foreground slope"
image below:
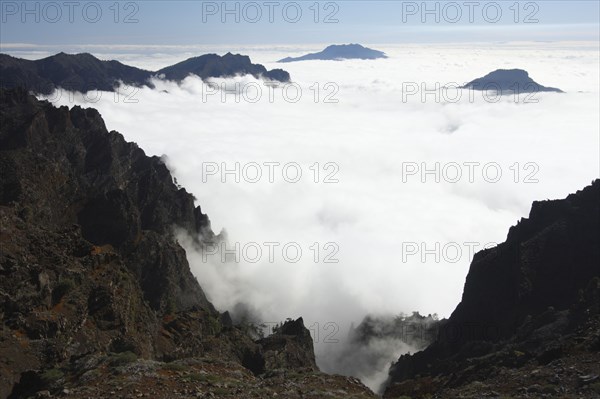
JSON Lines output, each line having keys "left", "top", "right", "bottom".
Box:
{"left": 384, "top": 180, "right": 600, "bottom": 398}
{"left": 0, "top": 88, "right": 373, "bottom": 399}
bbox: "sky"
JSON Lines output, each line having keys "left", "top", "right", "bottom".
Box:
{"left": 1, "top": 0, "right": 599, "bottom": 47}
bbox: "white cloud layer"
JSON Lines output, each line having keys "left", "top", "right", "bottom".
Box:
{"left": 44, "top": 42, "right": 599, "bottom": 389}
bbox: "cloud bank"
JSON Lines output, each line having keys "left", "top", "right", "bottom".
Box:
{"left": 44, "top": 42, "right": 599, "bottom": 389}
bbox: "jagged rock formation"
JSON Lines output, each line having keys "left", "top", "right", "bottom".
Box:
{"left": 256, "top": 318, "right": 318, "bottom": 373}
{"left": 461, "top": 69, "right": 563, "bottom": 93}
{"left": 384, "top": 181, "right": 600, "bottom": 398}
{"left": 0, "top": 52, "right": 290, "bottom": 95}
{"left": 0, "top": 89, "right": 374, "bottom": 399}
{"left": 278, "top": 44, "right": 387, "bottom": 63}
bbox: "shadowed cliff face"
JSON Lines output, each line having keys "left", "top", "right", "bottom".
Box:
{"left": 0, "top": 87, "right": 215, "bottom": 315}
{"left": 0, "top": 87, "right": 220, "bottom": 396}
{"left": 384, "top": 180, "right": 600, "bottom": 398}
{"left": 0, "top": 89, "right": 375, "bottom": 399}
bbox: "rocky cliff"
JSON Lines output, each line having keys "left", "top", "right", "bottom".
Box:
{"left": 384, "top": 181, "right": 600, "bottom": 398}
{"left": 0, "top": 89, "right": 373, "bottom": 399}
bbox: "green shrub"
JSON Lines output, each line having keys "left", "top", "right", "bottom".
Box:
{"left": 40, "top": 368, "right": 64, "bottom": 383}
{"left": 108, "top": 351, "right": 138, "bottom": 367}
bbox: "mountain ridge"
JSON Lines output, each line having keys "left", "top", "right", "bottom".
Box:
{"left": 157, "top": 52, "right": 290, "bottom": 82}
{"left": 278, "top": 44, "right": 387, "bottom": 63}
{"left": 0, "top": 52, "right": 291, "bottom": 95}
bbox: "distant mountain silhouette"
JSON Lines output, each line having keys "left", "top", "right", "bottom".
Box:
{"left": 462, "top": 69, "right": 563, "bottom": 93}
{"left": 0, "top": 52, "right": 291, "bottom": 95}
{"left": 278, "top": 44, "right": 387, "bottom": 63}
{"left": 157, "top": 52, "right": 289, "bottom": 82}
{"left": 0, "top": 52, "right": 153, "bottom": 95}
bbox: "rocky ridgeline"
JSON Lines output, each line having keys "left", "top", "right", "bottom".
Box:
{"left": 384, "top": 181, "right": 600, "bottom": 398}
{"left": 0, "top": 89, "right": 374, "bottom": 399}
{"left": 0, "top": 52, "right": 290, "bottom": 95}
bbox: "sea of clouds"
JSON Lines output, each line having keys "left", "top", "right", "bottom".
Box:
{"left": 36, "top": 42, "right": 599, "bottom": 391}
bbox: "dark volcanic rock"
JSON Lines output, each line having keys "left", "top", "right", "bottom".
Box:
{"left": 278, "top": 44, "right": 387, "bottom": 63}
{"left": 158, "top": 52, "right": 290, "bottom": 82}
{"left": 461, "top": 69, "right": 563, "bottom": 93}
{"left": 0, "top": 52, "right": 291, "bottom": 95}
{"left": 256, "top": 318, "right": 318, "bottom": 373}
{"left": 0, "top": 87, "right": 218, "bottom": 397}
{"left": 384, "top": 181, "right": 600, "bottom": 398}
{"left": 241, "top": 318, "right": 318, "bottom": 376}
{"left": 0, "top": 87, "right": 215, "bottom": 314}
